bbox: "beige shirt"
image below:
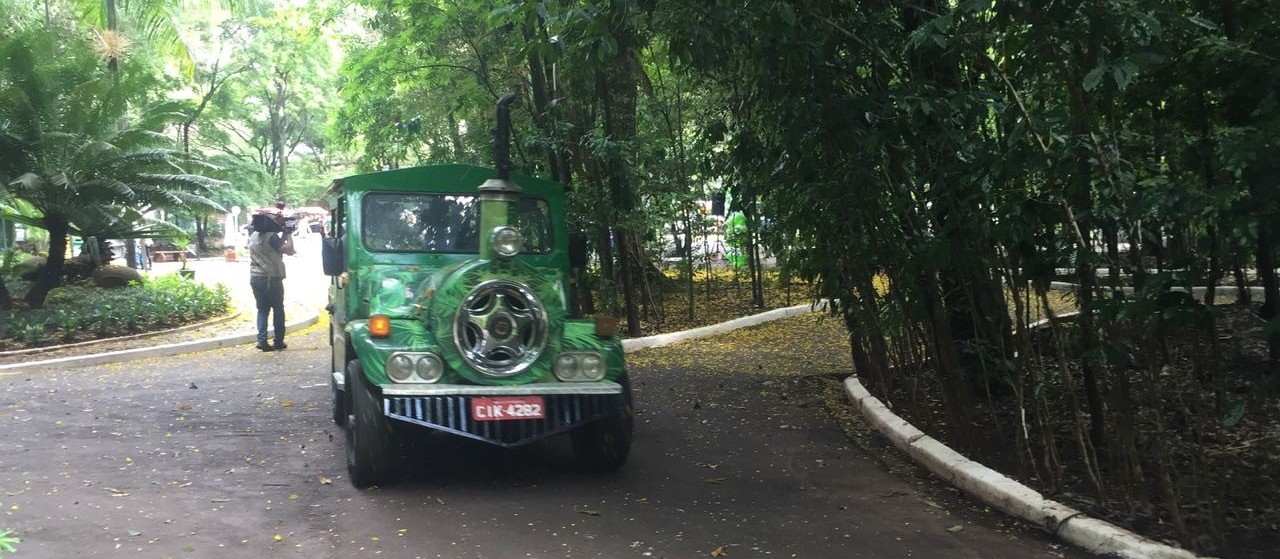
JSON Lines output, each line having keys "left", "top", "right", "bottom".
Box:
{"left": 249, "top": 232, "right": 287, "bottom": 278}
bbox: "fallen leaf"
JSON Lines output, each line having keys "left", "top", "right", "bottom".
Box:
{"left": 318, "top": 476, "right": 332, "bottom": 485}
{"left": 127, "top": 530, "right": 142, "bottom": 537}
{"left": 704, "top": 477, "right": 727, "bottom": 484}
{"left": 578, "top": 509, "right": 601, "bottom": 516}
{"left": 947, "top": 524, "right": 964, "bottom": 533}
{"left": 178, "top": 403, "right": 192, "bottom": 411}
{"left": 274, "top": 534, "right": 283, "bottom": 542}
{"left": 289, "top": 493, "right": 299, "bottom": 500}
{"left": 710, "top": 545, "right": 728, "bottom": 556}
{"left": 280, "top": 401, "right": 295, "bottom": 408}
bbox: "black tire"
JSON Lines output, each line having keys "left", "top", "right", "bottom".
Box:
{"left": 571, "top": 408, "right": 634, "bottom": 473}
{"left": 345, "top": 360, "right": 394, "bottom": 488}
{"left": 330, "top": 372, "right": 346, "bottom": 427}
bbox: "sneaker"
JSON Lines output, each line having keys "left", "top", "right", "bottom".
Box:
{"left": 257, "top": 342, "right": 275, "bottom": 352}
{"left": 272, "top": 342, "right": 288, "bottom": 351}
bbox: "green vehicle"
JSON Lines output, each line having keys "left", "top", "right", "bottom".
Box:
{"left": 322, "top": 97, "right": 633, "bottom": 487}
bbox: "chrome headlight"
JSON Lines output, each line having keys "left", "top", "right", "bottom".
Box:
{"left": 554, "top": 354, "right": 579, "bottom": 381}
{"left": 386, "top": 352, "right": 444, "bottom": 383}
{"left": 387, "top": 354, "right": 415, "bottom": 381}
{"left": 490, "top": 226, "right": 523, "bottom": 258}
{"left": 553, "top": 351, "right": 606, "bottom": 382}
{"left": 414, "top": 353, "right": 444, "bottom": 382}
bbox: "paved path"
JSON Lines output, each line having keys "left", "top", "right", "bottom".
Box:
{"left": 0, "top": 314, "right": 1089, "bottom": 558}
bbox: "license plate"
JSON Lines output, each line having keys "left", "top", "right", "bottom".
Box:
{"left": 471, "top": 396, "right": 545, "bottom": 421}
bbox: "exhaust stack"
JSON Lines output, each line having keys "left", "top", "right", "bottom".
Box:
{"left": 479, "top": 93, "right": 522, "bottom": 259}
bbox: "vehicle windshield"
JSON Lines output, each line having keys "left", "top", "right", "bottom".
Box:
{"left": 361, "top": 193, "right": 552, "bottom": 253}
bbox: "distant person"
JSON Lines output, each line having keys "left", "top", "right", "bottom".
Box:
{"left": 249, "top": 213, "right": 295, "bottom": 351}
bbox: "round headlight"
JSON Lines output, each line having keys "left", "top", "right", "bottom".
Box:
{"left": 554, "top": 354, "right": 579, "bottom": 381}
{"left": 387, "top": 354, "right": 414, "bottom": 381}
{"left": 580, "top": 354, "right": 604, "bottom": 381}
{"left": 490, "top": 226, "right": 523, "bottom": 258}
{"left": 414, "top": 354, "right": 443, "bottom": 383}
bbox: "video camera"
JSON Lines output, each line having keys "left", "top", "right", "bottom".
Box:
{"left": 282, "top": 215, "right": 301, "bottom": 234}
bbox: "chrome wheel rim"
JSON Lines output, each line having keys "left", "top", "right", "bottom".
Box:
{"left": 453, "top": 280, "right": 548, "bottom": 377}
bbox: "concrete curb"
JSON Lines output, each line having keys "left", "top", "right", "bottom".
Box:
{"left": 0, "top": 313, "right": 320, "bottom": 374}
{"left": 844, "top": 376, "right": 1211, "bottom": 559}
{"left": 622, "top": 302, "right": 823, "bottom": 352}
{"left": 1048, "top": 281, "right": 1264, "bottom": 300}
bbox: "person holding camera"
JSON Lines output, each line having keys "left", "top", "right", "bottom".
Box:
{"left": 249, "top": 212, "right": 295, "bottom": 351}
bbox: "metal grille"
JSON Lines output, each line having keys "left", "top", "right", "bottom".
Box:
{"left": 384, "top": 393, "right": 620, "bottom": 447}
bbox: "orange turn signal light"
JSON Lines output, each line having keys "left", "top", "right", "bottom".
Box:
{"left": 369, "top": 315, "right": 391, "bottom": 338}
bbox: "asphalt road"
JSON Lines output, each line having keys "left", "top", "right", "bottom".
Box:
{"left": 0, "top": 324, "right": 1087, "bottom": 559}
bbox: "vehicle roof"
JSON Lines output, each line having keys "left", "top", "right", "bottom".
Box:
{"left": 326, "top": 164, "right": 564, "bottom": 205}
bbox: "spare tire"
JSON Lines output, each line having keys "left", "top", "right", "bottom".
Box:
{"left": 428, "top": 259, "right": 565, "bottom": 385}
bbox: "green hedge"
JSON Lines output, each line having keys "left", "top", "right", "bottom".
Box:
{"left": 0, "top": 274, "right": 231, "bottom": 349}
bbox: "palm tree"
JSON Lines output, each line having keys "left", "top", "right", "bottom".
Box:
{"left": 0, "top": 29, "right": 223, "bottom": 309}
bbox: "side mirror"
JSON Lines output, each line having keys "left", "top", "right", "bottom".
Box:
{"left": 321, "top": 236, "right": 344, "bottom": 276}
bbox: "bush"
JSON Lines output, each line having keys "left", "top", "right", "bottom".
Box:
{"left": 0, "top": 273, "right": 231, "bottom": 350}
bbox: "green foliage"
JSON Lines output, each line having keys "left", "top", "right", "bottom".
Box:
{"left": 0, "top": 273, "right": 231, "bottom": 349}
{"left": 197, "top": 4, "right": 342, "bottom": 203}
{"left": 0, "top": 529, "right": 18, "bottom": 556}
{"left": 0, "top": 20, "right": 227, "bottom": 306}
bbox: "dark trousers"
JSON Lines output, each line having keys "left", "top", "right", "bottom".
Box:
{"left": 250, "top": 275, "right": 286, "bottom": 345}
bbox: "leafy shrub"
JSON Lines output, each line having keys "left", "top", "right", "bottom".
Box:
{"left": 0, "top": 274, "right": 232, "bottom": 350}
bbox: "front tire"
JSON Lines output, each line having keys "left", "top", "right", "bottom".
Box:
{"left": 571, "top": 408, "right": 634, "bottom": 473}
{"left": 345, "top": 360, "right": 394, "bottom": 488}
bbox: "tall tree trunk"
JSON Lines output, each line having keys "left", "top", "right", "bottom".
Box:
{"left": 922, "top": 269, "right": 974, "bottom": 441}
{"left": 0, "top": 277, "right": 10, "bottom": 310}
{"left": 1074, "top": 200, "right": 1108, "bottom": 455}
{"left": 104, "top": 0, "right": 119, "bottom": 72}
{"left": 1205, "top": 227, "right": 1220, "bottom": 307}
{"left": 271, "top": 75, "right": 290, "bottom": 201}
{"left": 595, "top": 60, "right": 642, "bottom": 335}
{"left": 1246, "top": 164, "right": 1280, "bottom": 361}
{"left": 1232, "top": 254, "right": 1251, "bottom": 305}
{"left": 0, "top": 223, "right": 12, "bottom": 308}
{"left": 1064, "top": 40, "right": 1108, "bottom": 453}
{"left": 24, "top": 216, "right": 70, "bottom": 309}
{"left": 745, "top": 197, "right": 764, "bottom": 308}
{"left": 124, "top": 237, "right": 138, "bottom": 270}
{"left": 1199, "top": 90, "right": 1221, "bottom": 307}
{"left": 195, "top": 215, "right": 208, "bottom": 253}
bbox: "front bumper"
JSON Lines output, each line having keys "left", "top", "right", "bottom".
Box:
{"left": 333, "top": 374, "right": 628, "bottom": 447}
